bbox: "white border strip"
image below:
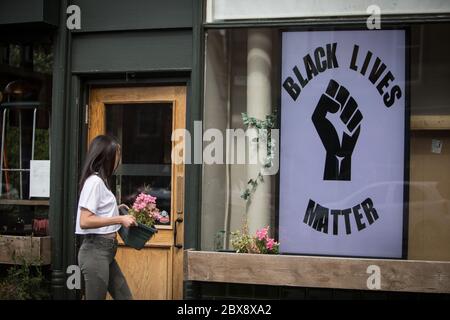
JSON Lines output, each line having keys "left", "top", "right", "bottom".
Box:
{"left": 207, "top": 0, "right": 450, "bottom": 23}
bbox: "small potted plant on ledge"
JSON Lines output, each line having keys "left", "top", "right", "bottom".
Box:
{"left": 231, "top": 224, "right": 279, "bottom": 254}
{"left": 118, "top": 192, "right": 164, "bottom": 250}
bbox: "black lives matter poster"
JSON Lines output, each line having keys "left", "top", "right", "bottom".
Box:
{"left": 279, "top": 30, "right": 406, "bottom": 258}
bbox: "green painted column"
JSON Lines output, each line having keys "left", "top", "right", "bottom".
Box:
{"left": 49, "top": 0, "right": 69, "bottom": 300}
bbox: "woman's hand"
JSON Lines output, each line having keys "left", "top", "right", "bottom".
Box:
{"left": 120, "top": 215, "right": 137, "bottom": 228}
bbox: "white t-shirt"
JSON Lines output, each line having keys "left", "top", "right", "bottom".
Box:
{"left": 75, "top": 174, "right": 121, "bottom": 234}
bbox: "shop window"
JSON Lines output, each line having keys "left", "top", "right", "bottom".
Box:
{"left": 0, "top": 42, "right": 52, "bottom": 237}
{"left": 202, "top": 24, "right": 450, "bottom": 261}
{"left": 409, "top": 23, "right": 450, "bottom": 261}
{"left": 202, "top": 28, "right": 280, "bottom": 251}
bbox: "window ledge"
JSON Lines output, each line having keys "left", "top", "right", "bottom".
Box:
{"left": 184, "top": 250, "right": 450, "bottom": 293}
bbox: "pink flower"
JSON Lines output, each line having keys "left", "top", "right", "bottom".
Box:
{"left": 132, "top": 193, "right": 158, "bottom": 212}
{"left": 149, "top": 210, "right": 161, "bottom": 220}
{"left": 144, "top": 194, "right": 157, "bottom": 203}
{"left": 266, "top": 238, "right": 275, "bottom": 251}
{"left": 132, "top": 202, "right": 144, "bottom": 211}
{"left": 256, "top": 226, "right": 269, "bottom": 241}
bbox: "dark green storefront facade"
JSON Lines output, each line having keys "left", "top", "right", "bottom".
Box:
{"left": 3, "top": 0, "right": 450, "bottom": 300}
{"left": 53, "top": 0, "right": 204, "bottom": 299}
{"left": 1, "top": 0, "right": 203, "bottom": 299}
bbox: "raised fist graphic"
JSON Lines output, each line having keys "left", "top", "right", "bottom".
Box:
{"left": 312, "top": 79, "right": 363, "bottom": 181}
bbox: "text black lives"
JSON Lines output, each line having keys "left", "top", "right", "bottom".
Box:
{"left": 283, "top": 43, "right": 402, "bottom": 108}
{"left": 303, "top": 198, "right": 379, "bottom": 235}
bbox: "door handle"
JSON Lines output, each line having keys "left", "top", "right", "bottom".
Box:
{"left": 174, "top": 217, "right": 183, "bottom": 249}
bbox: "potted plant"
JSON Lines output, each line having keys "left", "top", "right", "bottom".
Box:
{"left": 118, "top": 193, "right": 163, "bottom": 250}
{"left": 231, "top": 224, "right": 279, "bottom": 254}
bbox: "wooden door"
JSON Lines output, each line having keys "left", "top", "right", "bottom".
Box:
{"left": 88, "top": 86, "right": 186, "bottom": 299}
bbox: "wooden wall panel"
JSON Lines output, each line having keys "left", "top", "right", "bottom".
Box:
{"left": 0, "top": 235, "right": 51, "bottom": 265}
{"left": 409, "top": 130, "right": 450, "bottom": 261}
{"left": 115, "top": 246, "right": 172, "bottom": 300}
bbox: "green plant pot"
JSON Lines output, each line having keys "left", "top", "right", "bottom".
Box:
{"left": 118, "top": 223, "right": 158, "bottom": 250}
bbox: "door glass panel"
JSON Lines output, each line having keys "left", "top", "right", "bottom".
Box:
{"left": 105, "top": 103, "right": 172, "bottom": 226}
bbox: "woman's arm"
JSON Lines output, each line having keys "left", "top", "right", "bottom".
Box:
{"left": 80, "top": 208, "right": 137, "bottom": 229}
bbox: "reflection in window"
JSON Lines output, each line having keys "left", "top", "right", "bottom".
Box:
{"left": 106, "top": 103, "right": 173, "bottom": 225}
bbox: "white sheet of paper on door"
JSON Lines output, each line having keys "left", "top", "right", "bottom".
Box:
{"left": 29, "top": 160, "right": 50, "bottom": 198}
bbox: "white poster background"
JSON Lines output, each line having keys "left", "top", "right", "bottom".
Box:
{"left": 280, "top": 30, "right": 406, "bottom": 258}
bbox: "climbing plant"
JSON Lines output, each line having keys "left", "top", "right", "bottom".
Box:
{"left": 240, "top": 110, "right": 278, "bottom": 202}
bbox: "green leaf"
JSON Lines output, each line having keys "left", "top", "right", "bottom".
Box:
{"left": 240, "top": 109, "right": 279, "bottom": 204}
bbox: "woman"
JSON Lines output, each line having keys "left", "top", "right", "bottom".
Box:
{"left": 76, "top": 134, "right": 137, "bottom": 300}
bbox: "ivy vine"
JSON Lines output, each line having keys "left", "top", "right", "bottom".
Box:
{"left": 240, "top": 110, "right": 278, "bottom": 202}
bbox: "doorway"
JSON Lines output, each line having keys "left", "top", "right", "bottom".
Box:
{"left": 87, "top": 86, "right": 186, "bottom": 299}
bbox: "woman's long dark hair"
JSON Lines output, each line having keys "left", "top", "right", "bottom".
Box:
{"left": 79, "top": 135, "right": 121, "bottom": 192}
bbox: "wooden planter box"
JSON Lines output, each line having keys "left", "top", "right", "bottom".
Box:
{"left": 0, "top": 235, "right": 51, "bottom": 265}
{"left": 185, "top": 250, "right": 450, "bottom": 294}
